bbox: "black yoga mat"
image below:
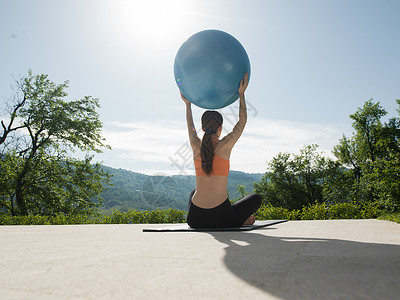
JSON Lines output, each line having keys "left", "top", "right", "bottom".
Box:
{"left": 142, "top": 220, "right": 287, "bottom": 232}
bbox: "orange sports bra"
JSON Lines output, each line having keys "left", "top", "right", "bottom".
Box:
{"left": 194, "top": 155, "right": 230, "bottom": 176}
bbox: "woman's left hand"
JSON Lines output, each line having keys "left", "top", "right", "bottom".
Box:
{"left": 238, "top": 73, "right": 249, "bottom": 96}
{"left": 180, "top": 92, "right": 191, "bottom": 105}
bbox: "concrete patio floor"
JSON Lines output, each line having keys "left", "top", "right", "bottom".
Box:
{"left": 0, "top": 219, "right": 399, "bottom": 299}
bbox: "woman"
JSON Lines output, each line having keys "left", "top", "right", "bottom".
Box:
{"left": 181, "top": 73, "right": 262, "bottom": 228}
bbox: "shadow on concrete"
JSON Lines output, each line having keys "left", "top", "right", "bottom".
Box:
{"left": 210, "top": 229, "right": 400, "bottom": 299}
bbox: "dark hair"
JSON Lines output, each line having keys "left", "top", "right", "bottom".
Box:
{"left": 201, "top": 110, "right": 223, "bottom": 176}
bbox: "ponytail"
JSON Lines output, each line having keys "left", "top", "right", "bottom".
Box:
{"left": 200, "top": 131, "right": 215, "bottom": 175}
{"left": 200, "top": 111, "right": 223, "bottom": 176}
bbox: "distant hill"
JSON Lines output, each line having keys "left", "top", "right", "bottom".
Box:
{"left": 99, "top": 166, "right": 264, "bottom": 212}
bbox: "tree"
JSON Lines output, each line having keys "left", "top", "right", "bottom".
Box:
{"left": 332, "top": 135, "right": 362, "bottom": 181}
{"left": 331, "top": 99, "right": 400, "bottom": 211}
{"left": 349, "top": 99, "right": 387, "bottom": 163}
{"left": 321, "top": 163, "right": 355, "bottom": 205}
{"left": 0, "top": 151, "right": 21, "bottom": 213}
{"left": 369, "top": 99, "right": 400, "bottom": 212}
{"left": 0, "top": 71, "right": 111, "bottom": 216}
{"left": 254, "top": 145, "right": 337, "bottom": 210}
{"left": 369, "top": 153, "right": 400, "bottom": 212}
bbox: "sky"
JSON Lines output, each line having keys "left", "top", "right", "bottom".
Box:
{"left": 1, "top": 0, "right": 399, "bottom": 175}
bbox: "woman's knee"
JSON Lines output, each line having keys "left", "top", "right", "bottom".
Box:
{"left": 250, "top": 193, "right": 262, "bottom": 210}
{"left": 233, "top": 193, "right": 262, "bottom": 212}
{"left": 241, "top": 193, "right": 262, "bottom": 204}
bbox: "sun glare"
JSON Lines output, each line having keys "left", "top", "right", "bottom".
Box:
{"left": 111, "top": 0, "right": 196, "bottom": 53}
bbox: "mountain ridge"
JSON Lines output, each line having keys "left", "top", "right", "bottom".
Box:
{"left": 100, "top": 166, "right": 265, "bottom": 212}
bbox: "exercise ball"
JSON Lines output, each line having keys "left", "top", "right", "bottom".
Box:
{"left": 174, "top": 30, "right": 251, "bottom": 109}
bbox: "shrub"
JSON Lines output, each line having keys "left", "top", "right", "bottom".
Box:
{"left": 254, "top": 205, "right": 302, "bottom": 221}
{"left": 287, "top": 209, "right": 302, "bottom": 220}
{"left": 359, "top": 202, "right": 379, "bottom": 219}
{"left": 378, "top": 211, "right": 400, "bottom": 223}
{"left": 0, "top": 208, "right": 187, "bottom": 225}
{"left": 0, "top": 202, "right": 381, "bottom": 225}
{"left": 255, "top": 205, "right": 290, "bottom": 220}
{"left": 328, "top": 202, "right": 379, "bottom": 219}
{"left": 329, "top": 203, "right": 360, "bottom": 219}
{"left": 301, "top": 202, "right": 327, "bottom": 220}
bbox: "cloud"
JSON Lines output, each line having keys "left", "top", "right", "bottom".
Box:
{"left": 99, "top": 117, "right": 350, "bottom": 175}
{"left": 230, "top": 118, "right": 349, "bottom": 173}
{"left": 103, "top": 120, "right": 187, "bottom": 163}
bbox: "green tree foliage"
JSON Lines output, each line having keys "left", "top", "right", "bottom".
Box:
{"left": 331, "top": 99, "right": 400, "bottom": 211}
{"left": 254, "top": 145, "right": 339, "bottom": 210}
{"left": 254, "top": 98, "right": 399, "bottom": 214}
{"left": 349, "top": 99, "right": 387, "bottom": 162}
{"left": 369, "top": 153, "right": 400, "bottom": 212}
{"left": 0, "top": 71, "right": 111, "bottom": 216}
{"left": 369, "top": 100, "right": 400, "bottom": 212}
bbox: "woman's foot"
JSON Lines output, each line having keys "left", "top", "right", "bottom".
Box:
{"left": 243, "top": 215, "right": 255, "bottom": 225}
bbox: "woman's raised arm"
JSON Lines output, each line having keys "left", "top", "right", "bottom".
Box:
{"left": 181, "top": 92, "right": 200, "bottom": 149}
{"left": 221, "top": 73, "right": 248, "bottom": 147}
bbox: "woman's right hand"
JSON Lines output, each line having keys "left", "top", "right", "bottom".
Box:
{"left": 238, "top": 73, "right": 249, "bottom": 96}
{"left": 180, "top": 92, "right": 191, "bottom": 105}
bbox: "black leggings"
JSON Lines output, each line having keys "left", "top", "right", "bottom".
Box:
{"left": 187, "top": 190, "right": 262, "bottom": 228}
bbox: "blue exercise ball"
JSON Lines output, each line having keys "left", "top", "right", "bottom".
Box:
{"left": 174, "top": 30, "right": 251, "bottom": 109}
